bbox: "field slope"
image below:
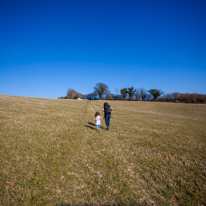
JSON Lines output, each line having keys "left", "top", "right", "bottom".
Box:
{"left": 0, "top": 95, "right": 206, "bottom": 205}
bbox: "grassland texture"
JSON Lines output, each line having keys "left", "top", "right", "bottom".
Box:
{"left": 0, "top": 95, "right": 206, "bottom": 206}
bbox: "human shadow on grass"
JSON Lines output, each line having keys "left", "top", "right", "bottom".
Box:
{"left": 84, "top": 122, "right": 96, "bottom": 130}
{"left": 84, "top": 122, "right": 107, "bottom": 131}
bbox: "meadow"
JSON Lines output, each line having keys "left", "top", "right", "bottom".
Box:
{"left": 0, "top": 94, "right": 206, "bottom": 206}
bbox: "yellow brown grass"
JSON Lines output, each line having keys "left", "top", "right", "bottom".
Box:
{"left": 0, "top": 95, "right": 206, "bottom": 205}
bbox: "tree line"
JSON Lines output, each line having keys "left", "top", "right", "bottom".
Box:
{"left": 58, "top": 82, "right": 206, "bottom": 103}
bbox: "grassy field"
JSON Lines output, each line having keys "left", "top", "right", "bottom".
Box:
{"left": 0, "top": 94, "right": 206, "bottom": 206}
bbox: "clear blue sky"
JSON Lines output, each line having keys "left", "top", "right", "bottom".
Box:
{"left": 0, "top": 0, "right": 206, "bottom": 98}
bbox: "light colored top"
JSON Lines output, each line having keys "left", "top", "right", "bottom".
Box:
{"left": 95, "top": 115, "right": 101, "bottom": 125}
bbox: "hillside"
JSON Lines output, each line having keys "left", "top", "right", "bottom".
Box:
{"left": 0, "top": 94, "right": 206, "bottom": 205}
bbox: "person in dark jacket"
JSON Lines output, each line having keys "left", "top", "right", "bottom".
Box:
{"left": 102, "top": 102, "right": 113, "bottom": 131}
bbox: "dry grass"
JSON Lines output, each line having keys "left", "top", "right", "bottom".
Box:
{"left": 0, "top": 95, "right": 206, "bottom": 205}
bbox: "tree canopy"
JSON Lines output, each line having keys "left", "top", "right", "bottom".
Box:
{"left": 94, "top": 83, "right": 109, "bottom": 99}
{"left": 127, "top": 87, "right": 136, "bottom": 100}
{"left": 121, "top": 88, "right": 127, "bottom": 100}
{"left": 148, "top": 89, "right": 162, "bottom": 100}
{"left": 61, "top": 84, "right": 206, "bottom": 103}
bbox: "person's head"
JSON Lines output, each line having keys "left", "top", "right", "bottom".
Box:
{"left": 95, "top": 111, "right": 100, "bottom": 117}
{"left": 104, "top": 102, "right": 108, "bottom": 107}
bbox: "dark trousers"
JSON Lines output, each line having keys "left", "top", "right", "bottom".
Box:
{"left": 105, "top": 115, "right": 111, "bottom": 127}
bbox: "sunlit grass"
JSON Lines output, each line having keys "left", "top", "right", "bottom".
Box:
{"left": 0, "top": 95, "right": 206, "bottom": 205}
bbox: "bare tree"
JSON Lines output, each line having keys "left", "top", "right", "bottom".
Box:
{"left": 140, "top": 88, "right": 147, "bottom": 100}
{"left": 106, "top": 92, "right": 115, "bottom": 100}
{"left": 73, "top": 93, "right": 82, "bottom": 99}
{"left": 172, "top": 92, "right": 180, "bottom": 102}
{"left": 94, "top": 83, "right": 109, "bottom": 99}
{"left": 67, "top": 88, "right": 76, "bottom": 99}
{"left": 87, "top": 92, "right": 96, "bottom": 100}
{"left": 134, "top": 89, "right": 140, "bottom": 100}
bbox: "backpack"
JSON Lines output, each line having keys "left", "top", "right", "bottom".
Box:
{"left": 104, "top": 105, "right": 111, "bottom": 115}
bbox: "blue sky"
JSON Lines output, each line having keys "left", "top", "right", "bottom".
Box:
{"left": 0, "top": 0, "right": 206, "bottom": 98}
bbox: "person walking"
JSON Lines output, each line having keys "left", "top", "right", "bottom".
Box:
{"left": 93, "top": 112, "right": 102, "bottom": 131}
{"left": 102, "top": 102, "right": 113, "bottom": 131}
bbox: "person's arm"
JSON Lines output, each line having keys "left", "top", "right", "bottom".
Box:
{"left": 111, "top": 107, "right": 113, "bottom": 110}
{"left": 102, "top": 107, "right": 104, "bottom": 111}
